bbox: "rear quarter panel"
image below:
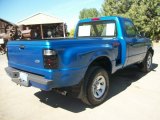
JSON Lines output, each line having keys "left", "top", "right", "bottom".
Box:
{"left": 40, "top": 38, "right": 119, "bottom": 88}
{"left": 50, "top": 39, "right": 117, "bottom": 70}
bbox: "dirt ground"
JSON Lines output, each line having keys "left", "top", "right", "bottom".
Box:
{"left": 0, "top": 44, "right": 160, "bottom": 120}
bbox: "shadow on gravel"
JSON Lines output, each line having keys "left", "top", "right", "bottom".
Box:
{"left": 35, "top": 90, "right": 90, "bottom": 113}
{"left": 108, "top": 63, "right": 158, "bottom": 99}
{"left": 34, "top": 63, "right": 158, "bottom": 113}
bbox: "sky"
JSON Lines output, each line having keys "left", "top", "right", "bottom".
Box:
{"left": 0, "top": 0, "right": 104, "bottom": 31}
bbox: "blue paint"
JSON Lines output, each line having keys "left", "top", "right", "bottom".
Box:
{"left": 7, "top": 16, "right": 153, "bottom": 90}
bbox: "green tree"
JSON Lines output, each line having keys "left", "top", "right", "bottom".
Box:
{"left": 102, "top": 0, "right": 133, "bottom": 16}
{"left": 126, "top": 0, "right": 160, "bottom": 40}
{"left": 102, "top": 0, "right": 160, "bottom": 40}
{"left": 79, "top": 8, "right": 100, "bottom": 19}
{"left": 144, "top": 0, "right": 160, "bottom": 40}
{"left": 69, "top": 29, "right": 75, "bottom": 37}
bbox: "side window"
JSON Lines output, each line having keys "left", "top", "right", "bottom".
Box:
{"left": 124, "top": 21, "right": 136, "bottom": 37}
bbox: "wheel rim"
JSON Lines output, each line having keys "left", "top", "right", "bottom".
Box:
{"left": 147, "top": 54, "right": 152, "bottom": 69}
{"left": 92, "top": 75, "right": 106, "bottom": 99}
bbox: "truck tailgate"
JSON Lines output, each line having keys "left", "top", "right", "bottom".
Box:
{"left": 7, "top": 41, "right": 51, "bottom": 77}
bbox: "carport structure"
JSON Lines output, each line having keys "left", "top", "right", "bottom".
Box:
{"left": 17, "top": 13, "right": 66, "bottom": 39}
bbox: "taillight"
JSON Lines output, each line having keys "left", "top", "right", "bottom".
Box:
{"left": 43, "top": 49, "right": 58, "bottom": 69}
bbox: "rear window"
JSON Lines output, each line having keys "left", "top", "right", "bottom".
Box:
{"left": 77, "top": 21, "right": 117, "bottom": 38}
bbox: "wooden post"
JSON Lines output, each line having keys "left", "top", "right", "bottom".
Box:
{"left": 40, "top": 24, "right": 44, "bottom": 39}
{"left": 62, "top": 23, "right": 66, "bottom": 38}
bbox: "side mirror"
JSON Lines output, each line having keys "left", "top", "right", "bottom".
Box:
{"left": 140, "top": 32, "right": 146, "bottom": 38}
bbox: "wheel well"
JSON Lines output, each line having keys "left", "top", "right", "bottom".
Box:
{"left": 148, "top": 47, "right": 154, "bottom": 56}
{"left": 88, "top": 57, "right": 112, "bottom": 74}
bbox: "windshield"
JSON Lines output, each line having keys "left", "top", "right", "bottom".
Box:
{"left": 77, "top": 21, "right": 117, "bottom": 38}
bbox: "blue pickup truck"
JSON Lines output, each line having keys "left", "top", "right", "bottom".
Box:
{"left": 5, "top": 16, "right": 154, "bottom": 106}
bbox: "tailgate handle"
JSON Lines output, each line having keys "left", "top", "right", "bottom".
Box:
{"left": 19, "top": 45, "right": 25, "bottom": 49}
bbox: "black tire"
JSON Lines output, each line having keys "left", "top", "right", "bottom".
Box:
{"left": 138, "top": 51, "right": 153, "bottom": 73}
{"left": 81, "top": 66, "right": 109, "bottom": 106}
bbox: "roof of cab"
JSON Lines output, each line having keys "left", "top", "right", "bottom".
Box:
{"left": 78, "top": 16, "right": 130, "bottom": 23}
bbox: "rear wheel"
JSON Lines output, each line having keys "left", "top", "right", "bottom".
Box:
{"left": 81, "top": 66, "right": 109, "bottom": 106}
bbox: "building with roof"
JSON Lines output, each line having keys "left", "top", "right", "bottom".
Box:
{"left": 0, "top": 18, "right": 17, "bottom": 52}
{"left": 0, "top": 18, "right": 16, "bottom": 34}
{"left": 0, "top": 18, "right": 18, "bottom": 42}
{"left": 17, "top": 13, "right": 67, "bottom": 39}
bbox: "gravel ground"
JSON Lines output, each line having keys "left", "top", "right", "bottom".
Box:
{"left": 0, "top": 44, "right": 160, "bottom": 120}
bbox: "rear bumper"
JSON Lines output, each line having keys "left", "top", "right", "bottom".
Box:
{"left": 5, "top": 67, "right": 53, "bottom": 90}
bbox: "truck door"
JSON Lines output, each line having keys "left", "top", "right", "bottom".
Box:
{"left": 124, "top": 20, "right": 146, "bottom": 65}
